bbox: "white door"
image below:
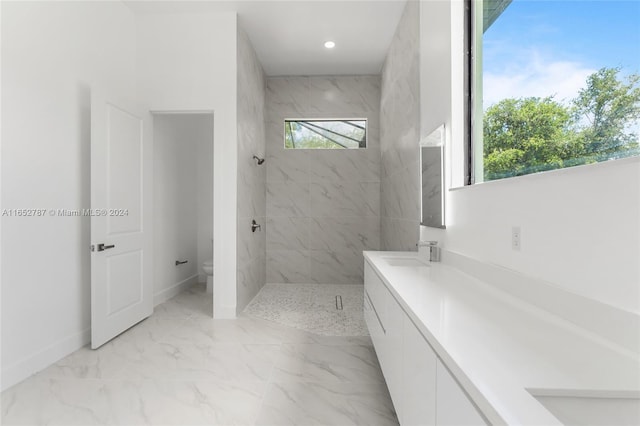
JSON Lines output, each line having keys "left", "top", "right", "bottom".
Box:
{"left": 90, "top": 91, "right": 153, "bottom": 349}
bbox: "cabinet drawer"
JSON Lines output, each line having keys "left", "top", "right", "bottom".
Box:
{"left": 364, "top": 261, "right": 387, "bottom": 328}
{"left": 364, "top": 290, "right": 385, "bottom": 350}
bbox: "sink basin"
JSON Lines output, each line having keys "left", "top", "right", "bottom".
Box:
{"left": 528, "top": 389, "right": 640, "bottom": 425}
{"left": 382, "top": 257, "right": 429, "bottom": 268}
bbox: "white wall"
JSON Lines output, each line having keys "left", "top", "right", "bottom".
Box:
{"left": 153, "top": 114, "right": 213, "bottom": 303}
{"left": 418, "top": 0, "right": 640, "bottom": 314}
{"left": 136, "top": 11, "right": 238, "bottom": 318}
{"left": 1, "top": 1, "right": 137, "bottom": 390}
{"left": 439, "top": 158, "right": 640, "bottom": 313}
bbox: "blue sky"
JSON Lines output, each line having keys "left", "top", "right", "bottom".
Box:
{"left": 482, "top": 0, "right": 640, "bottom": 109}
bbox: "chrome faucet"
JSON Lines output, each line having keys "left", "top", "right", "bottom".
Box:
{"left": 417, "top": 240, "right": 441, "bottom": 262}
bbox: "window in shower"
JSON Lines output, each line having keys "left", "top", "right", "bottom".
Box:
{"left": 284, "top": 119, "right": 367, "bottom": 149}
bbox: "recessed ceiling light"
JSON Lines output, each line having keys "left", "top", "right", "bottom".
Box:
{"left": 324, "top": 41, "right": 336, "bottom": 49}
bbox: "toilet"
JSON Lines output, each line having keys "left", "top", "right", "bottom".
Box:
{"left": 203, "top": 260, "right": 213, "bottom": 293}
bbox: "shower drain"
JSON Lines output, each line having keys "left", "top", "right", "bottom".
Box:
{"left": 335, "top": 295, "right": 343, "bottom": 310}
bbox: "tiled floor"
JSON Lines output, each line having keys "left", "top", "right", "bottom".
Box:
{"left": 244, "top": 284, "right": 368, "bottom": 336}
{"left": 1, "top": 285, "right": 398, "bottom": 426}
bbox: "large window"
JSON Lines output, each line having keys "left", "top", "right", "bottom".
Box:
{"left": 284, "top": 119, "right": 367, "bottom": 149}
{"left": 472, "top": 0, "right": 640, "bottom": 183}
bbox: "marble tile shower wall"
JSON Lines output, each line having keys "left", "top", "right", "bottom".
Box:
{"left": 265, "top": 76, "right": 381, "bottom": 284}
{"left": 236, "top": 28, "right": 267, "bottom": 312}
{"left": 380, "top": 0, "right": 421, "bottom": 251}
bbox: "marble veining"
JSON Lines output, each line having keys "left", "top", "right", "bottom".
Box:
{"left": 266, "top": 181, "right": 311, "bottom": 218}
{"left": 256, "top": 381, "right": 397, "bottom": 426}
{"left": 266, "top": 217, "right": 310, "bottom": 250}
{"left": 1, "top": 285, "right": 396, "bottom": 426}
{"left": 381, "top": 217, "right": 420, "bottom": 252}
{"left": 266, "top": 249, "right": 311, "bottom": 283}
{"left": 309, "top": 181, "right": 380, "bottom": 218}
{"left": 265, "top": 75, "right": 381, "bottom": 285}
{"left": 266, "top": 149, "right": 311, "bottom": 182}
{"left": 236, "top": 26, "right": 267, "bottom": 313}
{"left": 309, "top": 249, "right": 366, "bottom": 284}
{"left": 380, "top": 1, "right": 421, "bottom": 251}
{"left": 307, "top": 146, "right": 381, "bottom": 184}
{"left": 308, "top": 217, "right": 379, "bottom": 252}
{"left": 381, "top": 165, "right": 420, "bottom": 220}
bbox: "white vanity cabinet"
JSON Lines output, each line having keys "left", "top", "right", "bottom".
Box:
{"left": 385, "top": 287, "right": 405, "bottom": 413}
{"left": 364, "top": 264, "right": 387, "bottom": 363}
{"left": 436, "top": 361, "right": 488, "bottom": 425}
{"left": 364, "top": 263, "right": 404, "bottom": 412}
{"left": 402, "top": 315, "right": 437, "bottom": 425}
{"left": 364, "top": 261, "right": 487, "bottom": 426}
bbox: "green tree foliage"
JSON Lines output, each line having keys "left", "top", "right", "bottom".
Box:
{"left": 572, "top": 67, "right": 640, "bottom": 161}
{"left": 483, "top": 67, "right": 640, "bottom": 181}
{"left": 483, "top": 97, "right": 576, "bottom": 179}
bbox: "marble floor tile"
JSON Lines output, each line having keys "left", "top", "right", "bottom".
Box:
{"left": 116, "top": 316, "right": 190, "bottom": 344}
{"left": 2, "top": 378, "right": 267, "bottom": 426}
{"left": 1, "top": 284, "right": 397, "bottom": 426}
{"left": 255, "top": 381, "right": 398, "bottom": 426}
{"left": 35, "top": 343, "right": 125, "bottom": 380}
{"left": 307, "top": 334, "right": 374, "bottom": 347}
{"left": 271, "top": 343, "right": 383, "bottom": 384}
{"left": 2, "top": 378, "right": 47, "bottom": 425}
{"left": 2, "top": 378, "right": 114, "bottom": 425}
{"left": 35, "top": 320, "right": 190, "bottom": 381}
{"left": 110, "top": 379, "right": 266, "bottom": 426}
{"left": 153, "top": 285, "right": 213, "bottom": 320}
{"left": 160, "top": 317, "right": 317, "bottom": 346}
{"left": 113, "top": 342, "right": 281, "bottom": 382}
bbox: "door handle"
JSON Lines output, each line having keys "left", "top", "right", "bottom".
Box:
{"left": 97, "top": 243, "right": 115, "bottom": 252}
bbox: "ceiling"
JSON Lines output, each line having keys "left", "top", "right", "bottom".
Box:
{"left": 125, "top": 0, "right": 407, "bottom": 76}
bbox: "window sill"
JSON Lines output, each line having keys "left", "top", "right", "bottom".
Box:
{"left": 449, "top": 155, "right": 640, "bottom": 192}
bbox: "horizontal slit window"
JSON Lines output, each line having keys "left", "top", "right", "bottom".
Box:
{"left": 284, "top": 119, "right": 367, "bottom": 149}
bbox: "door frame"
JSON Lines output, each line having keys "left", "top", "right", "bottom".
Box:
{"left": 150, "top": 110, "right": 215, "bottom": 318}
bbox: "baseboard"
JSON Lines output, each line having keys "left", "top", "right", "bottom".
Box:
{"left": 443, "top": 249, "right": 640, "bottom": 354}
{"left": 1, "top": 276, "right": 199, "bottom": 392}
{"left": 153, "top": 274, "right": 199, "bottom": 307}
{"left": 1, "top": 327, "right": 90, "bottom": 392}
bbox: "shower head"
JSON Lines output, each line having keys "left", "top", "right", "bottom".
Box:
{"left": 253, "top": 155, "right": 265, "bottom": 165}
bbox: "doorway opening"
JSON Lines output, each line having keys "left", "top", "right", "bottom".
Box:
{"left": 152, "top": 112, "right": 214, "bottom": 318}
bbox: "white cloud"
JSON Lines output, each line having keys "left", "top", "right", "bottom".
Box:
{"left": 483, "top": 50, "right": 596, "bottom": 109}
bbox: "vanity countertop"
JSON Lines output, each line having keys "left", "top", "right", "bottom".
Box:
{"left": 363, "top": 250, "right": 640, "bottom": 425}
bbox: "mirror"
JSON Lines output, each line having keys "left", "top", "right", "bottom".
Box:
{"left": 420, "top": 125, "right": 445, "bottom": 228}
